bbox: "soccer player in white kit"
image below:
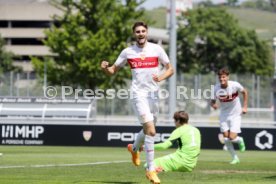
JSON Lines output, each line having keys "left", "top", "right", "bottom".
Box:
{"left": 101, "top": 21, "right": 174, "bottom": 184}
{"left": 211, "top": 68, "right": 248, "bottom": 164}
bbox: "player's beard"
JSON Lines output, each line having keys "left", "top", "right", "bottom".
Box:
{"left": 136, "top": 36, "right": 147, "bottom": 47}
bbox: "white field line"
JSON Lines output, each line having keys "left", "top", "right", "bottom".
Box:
{"left": 0, "top": 160, "right": 129, "bottom": 169}
{"left": 200, "top": 169, "right": 276, "bottom": 174}
{"left": 1, "top": 162, "right": 276, "bottom": 175}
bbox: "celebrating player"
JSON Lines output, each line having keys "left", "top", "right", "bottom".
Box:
{"left": 101, "top": 21, "right": 174, "bottom": 184}
{"left": 211, "top": 68, "right": 248, "bottom": 164}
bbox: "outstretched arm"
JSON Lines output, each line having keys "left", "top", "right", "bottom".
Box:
{"left": 154, "top": 128, "right": 181, "bottom": 151}
{"left": 241, "top": 89, "right": 248, "bottom": 114}
{"left": 154, "top": 140, "right": 173, "bottom": 151}
{"left": 101, "top": 61, "right": 119, "bottom": 76}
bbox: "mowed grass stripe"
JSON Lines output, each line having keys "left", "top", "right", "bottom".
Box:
{"left": 0, "top": 146, "right": 275, "bottom": 184}
{"left": 0, "top": 160, "right": 129, "bottom": 169}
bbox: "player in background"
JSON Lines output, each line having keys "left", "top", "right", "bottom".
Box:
{"left": 211, "top": 68, "right": 248, "bottom": 164}
{"left": 101, "top": 21, "right": 174, "bottom": 184}
{"left": 144, "top": 111, "right": 201, "bottom": 173}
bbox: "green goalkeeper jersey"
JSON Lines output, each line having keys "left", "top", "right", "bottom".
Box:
{"left": 154, "top": 124, "right": 201, "bottom": 171}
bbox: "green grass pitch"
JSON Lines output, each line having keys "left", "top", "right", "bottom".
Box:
{"left": 0, "top": 146, "right": 275, "bottom": 184}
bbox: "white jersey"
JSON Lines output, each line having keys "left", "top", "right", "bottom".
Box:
{"left": 213, "top": 81, "right": 244, "bottom": 117}
{"left": 114, "top": 42, "right": 170, "bottom": 96}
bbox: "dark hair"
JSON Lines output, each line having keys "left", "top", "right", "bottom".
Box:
{"left": 173, "top": 111, "right": 189, "bottom": 125}
{"left": 132, "top": 21, "right": 148, "bottom": 32}
{"left": 217, "top": 68, "right": 230, "bottom": 76}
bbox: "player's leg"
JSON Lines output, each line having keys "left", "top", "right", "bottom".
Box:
{"left": 130, "top": 96, "right": 160, "bottom": 183}
{"left": 130, "top": 96, "right": 158, "bottom": 152}
{"left": 143, "top": 122, "right": 155, "bottom": 171}
{"left": 144, "top": 121, "right": 160, "bottom": 184}
{"left": 224, "top": 136, "right": 240, "bottom": 164}
{"left": 218, "top": 133, "right": 228, "bottom": 151}
{"left": 229, "top": 115, "right": 245, "bottom": 152}
{"left": 154, "top": 154, "right": 175, "bottom": 172}
{"left": 132, "top": 129, "right": 145, "bottom": 152}
{"left": 145, "top": 95, "right": 160, "bottom": 184}
{"left": 221, "top": 118, "right": 239, "bottom": 164}
{"left": 153, "top": 153, "right": 192, "bottom": 172}
{"left": 127, "top": 97, "right": 148, "bottom": 166}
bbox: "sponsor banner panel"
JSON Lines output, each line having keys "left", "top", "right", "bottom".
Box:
{"left": 0, "top": 124, "right": 275, "bottom": 150}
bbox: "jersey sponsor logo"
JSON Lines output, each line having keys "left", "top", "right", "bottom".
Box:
{"left": 107, "top": 132, "right": 170, "bottom": 142}
{"left": 218, "top": 92, "right": 238, "bottom": 102}
{"left": 127, "top": 57, "right": 159, "bottom": 69}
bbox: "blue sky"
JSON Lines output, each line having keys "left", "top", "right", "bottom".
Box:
{"left": 141, "top": 0, "right": 247, "bottom": 10}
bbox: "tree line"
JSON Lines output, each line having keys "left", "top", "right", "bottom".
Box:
{"left": 0, "top": 0, "right": 273, "bottom": 90}
{"left": 201, "top": 0, "right": 276, "bottom": 12}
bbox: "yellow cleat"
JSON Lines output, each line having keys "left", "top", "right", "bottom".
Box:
{"left": 146, "top": 171, "right": 161, "bottom": 184}
{"left": 127, "top": 144, "right": 140, "bottom": 166}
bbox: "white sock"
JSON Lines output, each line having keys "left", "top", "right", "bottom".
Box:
{"left": 224, "top": 138, "right": 238, "bottom": 160}
{"left": 144, "top": 135, "right": 155, "bottom": 171}
{"left": 133, "top": 129, "right": 145, "bottom": 152}
{"left": 231, "top": 136, "right": 242, "bottom": 144}
{"left": 153, "top": 116, "right": 157, "bottom": 124}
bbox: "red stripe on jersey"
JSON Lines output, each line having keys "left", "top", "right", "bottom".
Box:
{"left": 219, "top": 92, "right": 239, "bottom": 102}
{"left": 127, "top": 57, "right": 159, "bottom": 69}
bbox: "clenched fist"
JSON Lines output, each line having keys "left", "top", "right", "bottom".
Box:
{"left": 101, "top": 61, "right": 109, "bottom": 69}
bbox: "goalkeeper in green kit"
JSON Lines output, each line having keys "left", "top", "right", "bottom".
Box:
{"left": 144, "top": 111, "right": 201, "bottom": 173}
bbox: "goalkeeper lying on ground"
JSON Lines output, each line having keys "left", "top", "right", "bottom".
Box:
{"left": 145, "top": 111, "right": 201, "bottom": 172}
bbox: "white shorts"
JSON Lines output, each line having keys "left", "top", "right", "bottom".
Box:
{"left": 131, "top": 95, "right": 159, "bottom": 124}
{"left": 219, "top": 114, "right": 241, "bottom": 133}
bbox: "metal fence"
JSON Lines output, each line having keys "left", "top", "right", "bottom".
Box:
{"left": 0, "top": 71, "right": 274, "bottom": 125}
